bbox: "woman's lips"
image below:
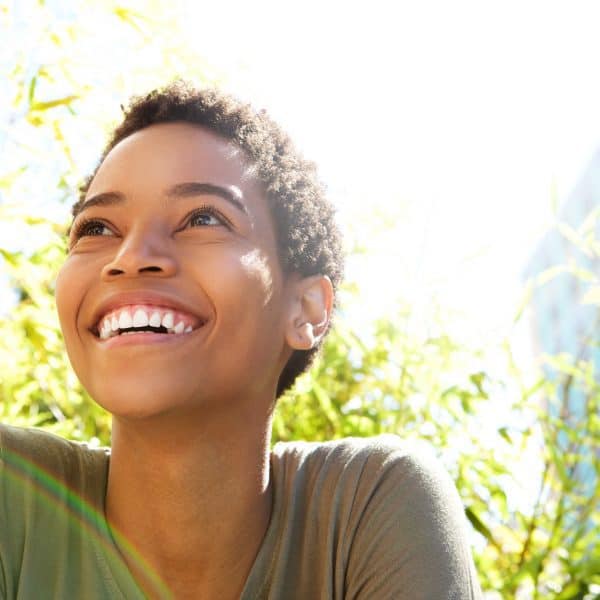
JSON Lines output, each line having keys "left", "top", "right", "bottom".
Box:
{"left": 90, "top": 290, "right": 210, "bottom": 339}
{"left": 95, "top": 304, "right": 204, "bottom": 339}
{"left": 95, "top": 321, "right": 206, "bottom": 349}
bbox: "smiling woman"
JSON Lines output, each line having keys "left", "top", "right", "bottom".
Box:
{"left": 0, "top": 82, "right": 482, "bottom": 599}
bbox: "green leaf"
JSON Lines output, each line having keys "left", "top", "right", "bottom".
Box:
{"left": 498, "top": 427, "right": 512, "bottom": 443}
{"left": 536, "top": 264, "right": 568, "bottom": 286}
{"left": 28, "top": 75, "right": 37, "bottom": 104}
{"left": 554, "top": 581, "right": 585, "bottom": 600}
{"left": 465, "top": 506, "right": 494, "bottom": 543}
{"left": 0, "top": 166, "right": 27, "bottom": 190}
{"left": 0, "top": 248, "right": 20, "bottom": 266}
{"left": 30, "top": 95, "right": 78, "bottom": 111}
{"left": 513, "top": 279, "right": 534, "bottom": 323}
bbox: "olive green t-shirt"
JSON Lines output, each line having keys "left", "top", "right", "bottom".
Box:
{"left": 0, "top": 424, "right": 482, "bottom": 599}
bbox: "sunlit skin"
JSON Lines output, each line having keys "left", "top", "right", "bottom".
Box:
{"left": 55, "top": 123, "right": 333, "bottom": 598}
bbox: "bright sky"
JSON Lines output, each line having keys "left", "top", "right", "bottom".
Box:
{"left": 176, "top": 0, "right": 600, "bottom": 344}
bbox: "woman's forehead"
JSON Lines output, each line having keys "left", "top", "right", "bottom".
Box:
{"left": 84, "top": 123, "right": 270, "bottom": 221}
{"left": 90, "top": 123, "right": 256, "bottom": 189}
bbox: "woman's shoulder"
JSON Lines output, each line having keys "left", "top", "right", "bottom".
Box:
{"left": 0, "top": 423, "right": 109, "bottom": 500}
{"left": 267, "top": 435, "right": 482, "bottom": 599}
{"left": 0, "top": 425, "right": 124, "bottom": 599}
{"left": 0, "top": 421, "right": 109, "bottom": 459}
{"left": 270, "top": 434, "right": 468, "bottom": 546}
{"left": 271, "top": 434, "right": 454, "bottom": 492}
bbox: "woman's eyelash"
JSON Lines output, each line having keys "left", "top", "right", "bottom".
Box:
{"left": 69, "top": 206, "right": 230, "bottom": 245}
{"left": 185, "top": 206, "right": 231, "bottom": 228}
{"left": 71, "top": 218, "right": 112, "bottom": 240}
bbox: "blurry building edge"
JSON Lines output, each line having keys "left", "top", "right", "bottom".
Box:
{"left": 522, "top": 149, "right": 600, "bottom": 477}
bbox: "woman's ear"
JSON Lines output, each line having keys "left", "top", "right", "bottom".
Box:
{"left": 285, "top": 275, "right": 334, "bottom": 351}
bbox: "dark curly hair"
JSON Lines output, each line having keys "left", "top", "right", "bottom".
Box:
{"left": 73, "top": 81, "right": 344, "bottom": 398}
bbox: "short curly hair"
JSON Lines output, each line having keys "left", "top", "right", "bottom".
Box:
{"left": 73, "top": 81, "right": 344, "bottom": 397}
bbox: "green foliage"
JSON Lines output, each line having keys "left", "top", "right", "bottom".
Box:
{"left": 0, "top": 225, "right": 111, "bottom": 442}
{"left": 1, "top": 2, "right": 600, "bottom": 599}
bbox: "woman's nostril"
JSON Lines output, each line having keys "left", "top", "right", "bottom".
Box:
{"left": 105, "top": 265, "right": 163, "bottom": 276}
{"left": 139, "top": 266, "right": 162, "bottom": 273}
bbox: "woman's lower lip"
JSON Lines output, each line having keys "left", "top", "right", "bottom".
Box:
{"left": 96, "top": 329, "right": 200, "bottom": 349}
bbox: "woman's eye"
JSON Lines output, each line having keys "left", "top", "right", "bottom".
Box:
{"left": 186, "top": 208, "right": 227, "bottom": 228}
{"left": 73, "top": 219, "right": 114, "bottom": 240}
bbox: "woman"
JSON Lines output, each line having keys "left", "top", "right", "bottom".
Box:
{"left": 0, "top": 82, "right": 482, "bottom": 599}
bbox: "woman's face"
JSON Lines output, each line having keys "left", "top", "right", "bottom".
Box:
{"left": 56, "top": 122, "right": 294, "bottom": 420}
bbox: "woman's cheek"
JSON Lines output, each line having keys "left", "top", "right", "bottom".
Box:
{"left": 239, "top": 249, "right": 276, "bottom": 304}
{"left": 54, "top": 261, "right": 72, "bottom": 334}
{"left": 55, "top": 258, "right": 85, "bottom": 349}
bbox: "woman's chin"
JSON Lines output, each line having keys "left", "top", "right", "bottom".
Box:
{"left": 89, "top": 380, "right": 204, "bottom": 421}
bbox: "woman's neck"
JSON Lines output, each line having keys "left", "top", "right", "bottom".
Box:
{"left": 106, "top": 410, "right": 273, "bottom": 599}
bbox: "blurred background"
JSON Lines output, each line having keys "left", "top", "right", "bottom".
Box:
{"left": 1, "top": 0, "right": 599, "bottom": 597}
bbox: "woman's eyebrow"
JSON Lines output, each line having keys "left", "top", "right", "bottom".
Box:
{"left": 166, "top": 182, "right": 248, "bottom": 214}
{"left": 75, "top": 182, "right": 249, "bottom": 218}
{"left": 74, "top": 191, "right": 124, "bottom": 217}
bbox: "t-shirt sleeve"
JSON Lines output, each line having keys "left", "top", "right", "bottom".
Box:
{"left": 344, "top": 438, "right": 482, "bottom": 600}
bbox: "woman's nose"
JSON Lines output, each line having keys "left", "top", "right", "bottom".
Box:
{"left": 101, "top": 229, "right": 177, "bottom": 280}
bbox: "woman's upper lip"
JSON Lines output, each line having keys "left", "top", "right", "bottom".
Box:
{"left": 89, "top": 290, "right": 209, "bottom": 332}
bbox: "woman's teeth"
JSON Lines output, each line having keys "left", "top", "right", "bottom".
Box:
{"left": 98, "top": 306, "right": 195, "bottom": 340}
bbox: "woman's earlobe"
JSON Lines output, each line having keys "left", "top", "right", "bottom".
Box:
{"left": 285, "top": 275, "right": 334, "bottom": 351}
